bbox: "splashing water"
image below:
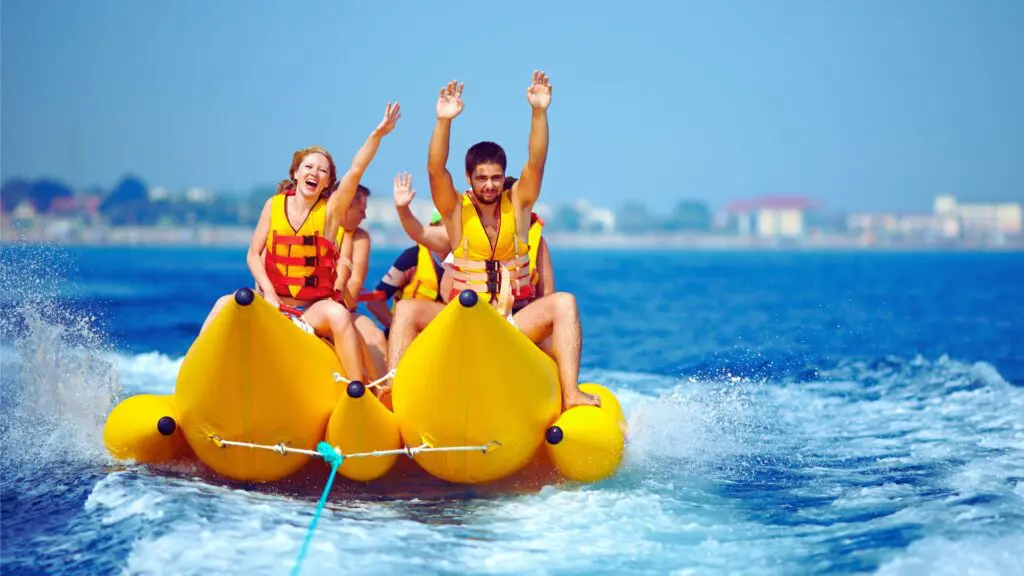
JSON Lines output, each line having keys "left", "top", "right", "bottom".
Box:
{"left": 0, "top": 245, "right": 122, "bottom": 468}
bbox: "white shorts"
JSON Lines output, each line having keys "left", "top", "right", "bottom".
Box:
{"left": 291, "top": 316, "right": 315, "bottom": 335}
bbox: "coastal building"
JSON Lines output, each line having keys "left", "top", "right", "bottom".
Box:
{"left": 724, "top": 196, "right": 816, "bottom": 238}
{"left": 934, "top": 195, "right": 1022, "bottom": 236}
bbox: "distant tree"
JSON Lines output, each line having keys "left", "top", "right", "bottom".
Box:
{"left": 103, "top": 175, "right": 148, "bottom": 207}
{"left": 616, "top": 201, "right": 650, "bottom": 235}
{"left": 240, "top": 186, "right": 276, "bottom": 225}
{"left": 1, "top": 178, "right": 33, "bottom": 212}
{"left": 101, "top": 175, "right": 149, "bottom": 225}
{"left": 552, "top": 204, "right": 581, "bottom": 232}
{"left": 663, "top": 199, "right": 711, "bottom": 232}
{"left": 30, "top": 179, "right": 75, "bottom": 212}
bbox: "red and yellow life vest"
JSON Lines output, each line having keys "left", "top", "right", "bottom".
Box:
{"left": 263, "top": 192, "right": 338, "bottom": 302}
{"left": 448, "top": 191, "right": 534, "bottom": 310}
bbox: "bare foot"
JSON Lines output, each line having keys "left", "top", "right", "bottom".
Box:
{"left": 563, "top": 388, "right": 601, "bottom": 410}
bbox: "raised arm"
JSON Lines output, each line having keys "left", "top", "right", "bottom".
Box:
{"left": 513, "top": 70, "right": 552, "bottom": 211}
{"left": 394, "top": 172, "right": 451, "bottom": 254}
{"left": 345, "top": 229, "right": 371, "bottom": 306}
{"left": 247, "top": 198, "right": 278, "bottom": 306}
{"left": 428, "top": 81, "right": 464, "bottom": 218}
{"left": 333, "top": 230, "right": 356, "bottom": 308}
{"left": 328, "top": 102, "right": 401, "bottom": 221}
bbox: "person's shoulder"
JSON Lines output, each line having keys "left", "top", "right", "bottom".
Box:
{"left": 354, "top": 227, "right": 370, "bottom": 241}
{"left": 393, "top": 245, "right": 420, "bottom": 269}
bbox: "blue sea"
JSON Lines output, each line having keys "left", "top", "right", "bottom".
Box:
{"left": 2, "top": 245, "right": 1023, "bottom": 575}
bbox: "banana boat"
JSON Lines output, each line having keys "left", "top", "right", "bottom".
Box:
{"left": 103, "top": 288, "right": 627, "bottom": 488}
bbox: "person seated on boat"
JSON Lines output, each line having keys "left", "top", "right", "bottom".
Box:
{"left": 439, "top": 175, "right": 555, "bottom": 300}
{"left": 198, "top": 101, "right": 402, "bottom": 385}
{"left": 385, "top": 73, "right": 599, "bottom": 410}
{"left": 334, "top": 184, "right": 387, "bottom": 377}
{"left": 365, "top": 173, "right": 448, "bottom": 335}
{"left": 390, "top": 172, "right": 555, "bottom": 306}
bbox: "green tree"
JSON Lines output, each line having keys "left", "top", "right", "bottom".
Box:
{"left": 663, "top": 199, "right": 711, "bottom": 232}
{"left": 616, "top": 201, "right": 650, "bottom": 235}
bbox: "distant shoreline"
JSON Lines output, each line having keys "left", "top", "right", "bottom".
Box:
{"left": 2, "top": 225, "right": 1022, "bottom": 252}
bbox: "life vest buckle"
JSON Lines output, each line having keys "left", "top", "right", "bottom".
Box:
{"left": 486, "top": 280, "right": 499, "bottom": 294}
{"left": 304, "top": 255, "right": 318, "bottom": 266}
{"left": 303, "top": 275, "right": 319, "bottom": 287}
{"left": 301, "top": 235, "right": 316, "bottom": 246}
{"left": 484, "top": 260, "right": 499, "bottom": 272}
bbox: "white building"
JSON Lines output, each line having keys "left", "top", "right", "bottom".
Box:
{"left": 934, "top": 194, "right": 1022, "bottom": 236}
{"left": 725, "top": 196, "right": 815, "bottom": 238}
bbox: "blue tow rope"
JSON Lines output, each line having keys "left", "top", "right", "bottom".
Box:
{"left": 291, "top": 442, "right": 344, "bottom": 576}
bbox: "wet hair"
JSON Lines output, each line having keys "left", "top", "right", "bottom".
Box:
{"left": 465, "top": 141, "right": 507, "bottom": 176}
{"left": 276, "top": 146, "right": 338, "bottom": 195}
{"left": 503, "top": 176, "right": 518, "bottom": 191}
{"left": 356, "top": 184, "right": 371, "bottom": 199}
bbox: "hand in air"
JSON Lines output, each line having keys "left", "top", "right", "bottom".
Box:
{"left": 526, "top": 70, "right": 552, "bottom": 110}
{"left": 375, "top": 101, "right": 402, "bottom": 136}
{"left": 436, "top": 80, "right": 465, "bottom": 120}
{"left": 393, "top": 172, "right": 415, "bottom": 208}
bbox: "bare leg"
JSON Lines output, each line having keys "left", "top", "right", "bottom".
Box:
{"left": 513, "top": 292, "right": 600, "bottom": 410}
{"left": 303, "top": 300, "right": 365, "bottom": 382}
{"left": 198, "top": 294, "right": 233, "bottom": 335}
{"left": 353, "top": 312, "right": 387, "bottom": 378}
{"left": 386, "top": 299, "right": 445, "bottom": 372}
{"left": 537, "top": 336, "right": 554, "bottom": 359}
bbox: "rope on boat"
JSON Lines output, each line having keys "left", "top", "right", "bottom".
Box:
{"left": 333, "top": 369, "right": 394, "bottom": 390}
{"left": 208, "top": 434, "right": 500, "bottom": 576}
{"left": 207, "top": 436, "right": 501, "bottom": 459}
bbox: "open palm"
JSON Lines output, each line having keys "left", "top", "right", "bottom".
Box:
{"left": 436, "top": 81, "right": 464, "bottom": 120}
{"left": 393, "top": 172, "right": 415, "bottom": 207}
{"left": 376, "top": 101, "right": 402, "bottom": 136}
{"left": 526, "top": 70, "right": 552, "bottom": 109}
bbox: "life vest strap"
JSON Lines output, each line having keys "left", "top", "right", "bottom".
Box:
{"left": 357, "top": 290, "right": 387, "bottom": 302}
{"left": 450, "top": 254, "right": 530, "bottom": 271}
{"left": 265, "top": 253, "right": 337, "bottom": 270}
{"left": 272, "top": 234, "right": 335, "bottom": 250}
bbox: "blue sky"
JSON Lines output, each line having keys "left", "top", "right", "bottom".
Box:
{"left": 2, "top": 0, "right": 1022, "bottom": 213}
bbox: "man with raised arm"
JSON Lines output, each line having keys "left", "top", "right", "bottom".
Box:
{"left": 385, "top": 71, "right": 599, "bottom": 410}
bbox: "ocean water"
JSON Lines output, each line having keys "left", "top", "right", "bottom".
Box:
{"left": 1, "top": 245, "right": 1023, "bottom": 575}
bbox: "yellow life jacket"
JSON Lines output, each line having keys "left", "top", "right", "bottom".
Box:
{"left": 395, "top": 245, "right": 441, "bottom": 307}
{"left": 263, "top": 193, "right": 337, "bottom": 301}
{"left": 449, "top": 191, "right": 533, "bottom": 309}
{"left": 527, "top": 214, "right": 544, "bottom": 286}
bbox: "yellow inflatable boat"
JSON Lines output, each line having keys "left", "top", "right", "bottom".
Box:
{"left": 103, "top": 288, "right": 627, "bottom": 489}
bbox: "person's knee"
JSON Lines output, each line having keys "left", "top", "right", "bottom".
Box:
{"left": 413, "top": 303, "right": 441, "bottom": 329}
{"left": 325, "top": 305, "right": 353, "bottom": 334}
{"left": 392, "top": 300, "right": 412, "bottom": 328}
{"left": 553, "top": 292, "right": 576, "bottom": 313}
{"left": 365, "top": 325, "right": 387, "bottom": 349}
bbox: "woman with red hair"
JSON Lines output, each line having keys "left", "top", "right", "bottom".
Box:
{"left": 199, "top": 102, "right": 401, "bottom": 385}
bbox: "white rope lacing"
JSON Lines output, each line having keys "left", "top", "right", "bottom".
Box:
{"left": 333, "top": 369, "right": 394, "bottom": 390}
{"left": 207, "top": 436, "right": 500, "bottom": 459}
